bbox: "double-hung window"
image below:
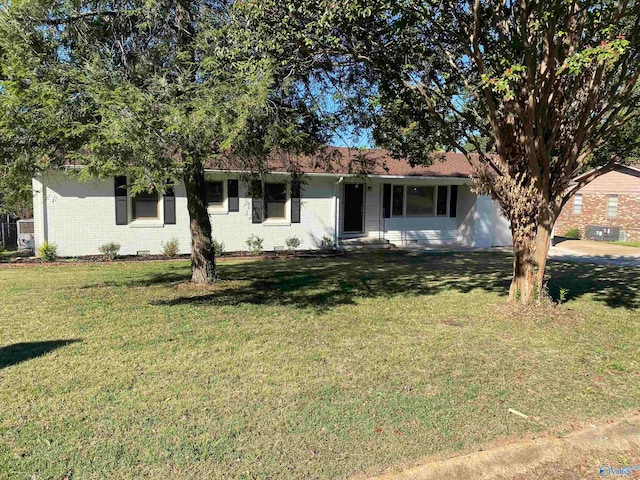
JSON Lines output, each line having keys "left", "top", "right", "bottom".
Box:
{"left": 206, "top": 180, "right": 224, "bottom": 210}
{"left": 132, "top": 190, "right": 160, "bottom": 220}
{"left": 265, "top": 183, "right": 287, "bottom": 220}
{"left": 607, "top": 195, "right": 618, "bottom": 217}
{"left": 573, "top": 194, "right": 582, "bottom": 215}
{"left": 384, "top": 184, "right": 457, "bottom": 218}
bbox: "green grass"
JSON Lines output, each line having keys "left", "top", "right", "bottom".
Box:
{"left": 1, "top": 251, "right": 639, "bottom": 479}
{"left": 613, "top": 241, "right": 640, "bottom": 248}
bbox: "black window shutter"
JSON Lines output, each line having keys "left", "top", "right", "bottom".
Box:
{"left": 251, "top": 180, "right": 263, "bottom": 224}
{"left": 383, "top": 183, "right": 391, "bottom": 218}
{"left": 291, "top": 180, "right": 301, "bottom": 223}
{"left": 164, "top": 186, "right": 176, "bottom": 224}
{"left": 114, "top": 176, "right": 128, "bottom": 225}
{"left": 449, "top": 185, "right": 458, "bottom": 218}
{"left": 228, "top": 179, "right": 239, "bottom": 212}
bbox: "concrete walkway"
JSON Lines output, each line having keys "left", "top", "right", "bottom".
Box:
{"left": 368, "top": 414, "right": 640, "bottom": 480}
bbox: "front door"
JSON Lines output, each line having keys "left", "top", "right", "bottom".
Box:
{"left": 343, "top": 183, "right": 365, "bottom": 233}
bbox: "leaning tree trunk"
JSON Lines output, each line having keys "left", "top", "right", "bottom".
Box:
{"left": 183, "top": 161, "right": 217, "bottom": 284}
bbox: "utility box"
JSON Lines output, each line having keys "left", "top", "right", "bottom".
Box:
{"left": 584, "top": 225, "right": 621, "bottom": 242}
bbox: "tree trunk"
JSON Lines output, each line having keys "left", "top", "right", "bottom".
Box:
{"left": 509, "top": 237, "right": 536, "bottom": 304}
{"left": 508, "top": 208, "right": 555, "bottom": 304}
{"left": 183, "top": 161, "right": 217, "bottom": 284}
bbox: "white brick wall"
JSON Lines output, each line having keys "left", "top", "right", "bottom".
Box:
{"left": 33, "top": 170, "right": 512, "bottom": 257}
{"left": 34, "top": 171, "right": 336, "bottom": 256}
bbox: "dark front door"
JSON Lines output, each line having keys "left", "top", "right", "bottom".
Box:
{"left": 343, "top": 183, "right": 364, "bottom": 233}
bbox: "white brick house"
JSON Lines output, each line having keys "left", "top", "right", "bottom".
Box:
{"left": 32, "top": 149, "right": 513, "bottom": 256}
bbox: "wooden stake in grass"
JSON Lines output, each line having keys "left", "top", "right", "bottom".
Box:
{"left": 508, "top": 408, "right": 530, "bottom": 420}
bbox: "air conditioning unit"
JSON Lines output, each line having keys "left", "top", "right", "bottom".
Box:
{"left": 584, "top": 225, "right": 620, "bottom": 242}
{"left": 17, "top": 219, "right": 35, "bottom": 251}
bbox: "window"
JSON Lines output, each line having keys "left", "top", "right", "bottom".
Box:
{"left": 607, "top": 195, "right": 618, "bottom": 217}
{"left": 265, "top": 183, "right": 287, "bottom": 219}
{"left": 406, "top": 186, "right": 434, "bottom": 216}
{"left": 206, "top": 180, "right": 224, "bottom": 208}
{"left": 436, "top": 186, "right": 448, "bottom": 216}
{"left": 573, "top": 194, "right": 582, "bottom": 215}
{"left": 132, "top": 190, "right": 159, "bottom": 219}
{"left": 392, "top": 185, "right": 404, "bottom": 216}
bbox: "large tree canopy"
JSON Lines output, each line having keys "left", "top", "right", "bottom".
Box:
{"left": 0, "top": 0, "right": 324, "bottom": 279}
{"left": 242, "top": 0, "right": 640, "bottom": 303}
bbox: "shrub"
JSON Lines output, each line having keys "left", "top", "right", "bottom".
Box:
{"left": 246, "top": 234, "right": 264, "bottom": 255}
{"left": 37, "top": 241, "right": 58, "bottom": 261}
{"left": 0, "top": 243, "right": 5, "bottom": 255}
{"left": 99, "top": 242, "right": 121, "bottom": 260}
{"left": 564, "top": 228, "right": 581, "bottom": 240}
{"left": 285, "top": 236, "right": 302, "bottom": 251}
{"left": 319, "top": 236, "right": 334, "bottom": 251}
{"left": 162, "top": 238, "right": 179, "bottom": 257}
{"left": 212, "top": 239, "right": 225, "bottom": 257}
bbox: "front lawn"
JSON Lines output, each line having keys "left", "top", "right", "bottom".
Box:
{"left": 1, "top": 251, "right": 638, "bottom": 479}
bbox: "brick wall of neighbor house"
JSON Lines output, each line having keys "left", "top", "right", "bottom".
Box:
{"left": 555, "top": 193, "right": 640, "bottom": 242}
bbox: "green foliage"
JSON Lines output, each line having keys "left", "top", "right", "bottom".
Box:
{"left": 564, "top": 228, "right": 582, "bottom": 240}
{"left": 246, "top": 235, "right": 264, "bottom": 255}
{"left": 98, "top": 242, "right": 121, "bottom": 260}
{"left": 284, "top": 236, "right": 302, "bottom": 251}
{"left": 0, "top": 0, "right": 328, "bottom": 281}
{"left": 161, "top": 238, "right": 179, "bottom": 258}
{"left": 212, "top": 239, "right": 225, "bottom": 257}
{"left": 558, "top": 288, "right": 569, "bottom": 305}
{"left": 37, "top": 241, "right": 58, "bottom": 261}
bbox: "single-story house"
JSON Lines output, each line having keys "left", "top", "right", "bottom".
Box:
{"left": 32, "top": 148, "right": 513, "bottom": 256}
{"left": 554, "top": 164, "right": 640, "bottom": 242}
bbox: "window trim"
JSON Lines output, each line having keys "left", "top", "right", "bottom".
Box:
{"left": 264, "top": 181, "right": 290, "bottom": 223}
{"left": 129, "top": 188, "right": 163, "bottom": 226}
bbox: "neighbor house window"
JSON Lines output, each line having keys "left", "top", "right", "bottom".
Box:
{"left": 573, "top": 194, "right": 582, "bottom": 215}
{"left": 607, "top": 195, "right": 618, "bottom": 217}
{"left": 132, "top": 190, "right": 159, "bottom": 219}
{"left": 265, "top": 183, "right": 287, "bottom": 219}
{"left": 406, "top": 186, "right": 435, "bottom": 216}
{"left": 206, "top": 180, "right": 224, "bottom": 209}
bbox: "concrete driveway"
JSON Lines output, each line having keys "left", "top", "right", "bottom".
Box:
{"left": 549, "top": 240, "right": 640, "bottom": 267}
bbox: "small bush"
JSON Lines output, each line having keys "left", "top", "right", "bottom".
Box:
{"left": 285, "top": 236, "right": 302, "bottom": 251}
{"left": 0, "top": 243, "right": 5, "bottom": 255}
{"left": 246, "top": 234, "right": 264, "bottom": 255}
{"left": 564, "top": 228, "right": 581, "bottom": 240}
{"left": 162, "top": 238, "right": 179, "bottom": 257}
{"left": 99, "top": 242, "right": 121, "bottom": 260}
{"left": 37, "top": 241, "right": 58, "bottom": 261}
{"left": 212, "top": 239, "right": 225, "bottom": 257}
{"left": 319, "top": 236, "right": 334, "bottom": 251}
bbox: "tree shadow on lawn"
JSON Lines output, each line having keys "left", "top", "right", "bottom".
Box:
{"left": 0, "top": 339, "right": 82, "bottom": 369}
{"left": 148, "top": 250, "right": 639, "bottom": 311}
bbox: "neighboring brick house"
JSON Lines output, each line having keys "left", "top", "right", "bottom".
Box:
{"left": 555, "top": 164, "right": 640, "bottom": 242}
